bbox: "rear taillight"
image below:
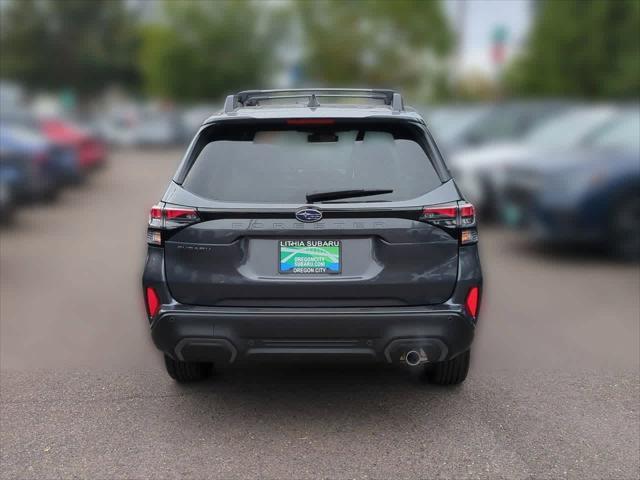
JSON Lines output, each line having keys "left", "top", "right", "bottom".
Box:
{"left": 465, "top": 286, "right": 480, "bottom": 320}
{"left": 458, "top": 203, "right": 476, "bottom": 226}
{"left": 147, "top": 203, "right": 200, "bottom": 245}
{"left": 420, "top": 201, "right": 477, "bottom": 245}
{"left": 164, "top": 206, "right": 199, "bottom": 222}
{"left": 421, "top": 205, "right": 458, "bottom": 227}
{"left": 149, "top": 205, "right": 162, "bottom": 222}
{"left": 145, "top": 286, "right": 160, "bottom": 317}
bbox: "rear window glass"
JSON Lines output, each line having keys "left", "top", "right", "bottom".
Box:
{"left": 181, "top": 123, "right": 442, "bottom": 203}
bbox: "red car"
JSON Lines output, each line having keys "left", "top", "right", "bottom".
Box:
{"left": 40, "top": 119, "right": 106, "bottom": 169}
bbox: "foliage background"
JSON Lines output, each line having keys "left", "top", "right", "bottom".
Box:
{"left": 0, "top": 0, "right": 638, "bottom": 102}
{"left": 505, "top": 0, "right": 640, "bottom": 99}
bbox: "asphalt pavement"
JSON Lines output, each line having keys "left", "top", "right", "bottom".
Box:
{"left": 1, "top": 149, "right": 639, "bottom": 479}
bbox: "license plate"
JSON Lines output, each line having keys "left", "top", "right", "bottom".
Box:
{"left": 278, "top": 240, "right": 341, "bottom": 274}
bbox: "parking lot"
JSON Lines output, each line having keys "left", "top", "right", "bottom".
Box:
{"left": 1, "top": 149, "right": 639, "bottom": 479}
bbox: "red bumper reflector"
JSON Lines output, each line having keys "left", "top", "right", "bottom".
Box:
{"left": 145, "top": 287, "right": 160, "bottom": 317}
{"left": 465, "top": 286, "right": 479, "bottom": 319}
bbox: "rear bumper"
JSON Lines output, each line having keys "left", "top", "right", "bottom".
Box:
{"left": 151, "top": 305, "right": 475, "bottom": 365}
{"left": 143, "top": 243, "right": 482, "bottom": 366}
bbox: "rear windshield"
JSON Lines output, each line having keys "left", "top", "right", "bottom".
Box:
{"left": 180, "top": 122, "right": 442, "bottom": 203}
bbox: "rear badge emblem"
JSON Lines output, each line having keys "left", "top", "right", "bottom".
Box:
{"left": 295, "top": 208, "right": 323, "bottom": 223}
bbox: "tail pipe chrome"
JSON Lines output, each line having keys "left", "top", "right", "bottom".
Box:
{"left": 403, "top": 349, "right": 428, "bottom": 367}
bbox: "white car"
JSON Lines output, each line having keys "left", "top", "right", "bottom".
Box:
{"left": 449, "top": 105, "right": 619, "bottom": 219}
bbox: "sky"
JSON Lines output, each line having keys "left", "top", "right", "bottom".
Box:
{"left": 444, "top": 0, "right": 533, "bottom": 75}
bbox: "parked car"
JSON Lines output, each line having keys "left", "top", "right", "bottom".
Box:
{"left": 1, "top": 109, "right": 102, "bottom": 175}
{"left": 3, "top": 119, "right": 83, "bottom": 183}
{"left": 501, "top": 108, "right": 640, "bottom": 259}
{"left": 40, "top": 118, "right": 106, "bottom": 170}
{"left": 422, "top": 104, "right": 491, "bottom": 152}
{"left": 143, "top": 89, "right": 483, "bottom": 385}
{"left": 134, "top": 110, "right": 183, "bottom": 147}
{"left": 93, "top": 106, "right": 141, "bottom": 147}
{"left": 0, "top": 162, "right": 24, "bottom": 224}
{"left": 429, "top": 101, "right": 572, "bottom": 156}
{"left": 95, "top": 103, "right": 184, "bottom": 148}
{"left": 450, "top": 105, "right": 618, "bottom": 220}
{"left": 0, "top": 123, "right": 59, "bottom": 200}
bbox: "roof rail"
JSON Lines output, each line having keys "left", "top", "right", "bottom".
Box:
{"left": 225, "top": 89, "right": 404, "bottom": 112}
{"left": 391, "top": 92, "right": 404, "bottom": 112}
{"left": 223, "top": 94, "right": 236, "bottom": 114}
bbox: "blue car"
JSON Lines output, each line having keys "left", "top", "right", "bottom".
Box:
{"left": 501, "top": 109, "right": 640, "bottom": 259}
{"left": 0, "top": 163, "right": 25, "bottom": 223}
{"left": 0, "top": 123, "right": 80, "bottom": 200}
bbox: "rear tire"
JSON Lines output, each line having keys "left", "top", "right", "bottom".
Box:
{"left": 163, "top": 355, "right": 212, "bottom": 383}
{"left": 427, "top": 350, "right": 470, "bottom": 385}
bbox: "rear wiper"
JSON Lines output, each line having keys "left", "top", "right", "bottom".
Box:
{"left": 306, "top": 189, "right": 393, "bottom": 203}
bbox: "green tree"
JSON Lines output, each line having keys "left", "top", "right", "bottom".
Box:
{"left": 0, "top": 0, "right": 140, "bottom": 96}
{"left": 506, "top": 0, "right": 640, "bottom": 98}
{"left": 138, "top": 0, "right": 281, "bottom": 102}
{"left": 296, "top": 0, "right": 453, "bottom": 93}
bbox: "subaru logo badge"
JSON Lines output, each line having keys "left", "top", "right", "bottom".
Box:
{"left": 295, "top": 208, "right": 322, "bottom": 223}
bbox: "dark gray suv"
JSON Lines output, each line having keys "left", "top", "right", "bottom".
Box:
{"left": 143, "top": 89, "right": 482, "bottom": 385}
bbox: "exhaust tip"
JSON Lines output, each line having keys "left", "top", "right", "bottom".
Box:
{"left": 405, "top": 350, "right": 421, "bottom": 366}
